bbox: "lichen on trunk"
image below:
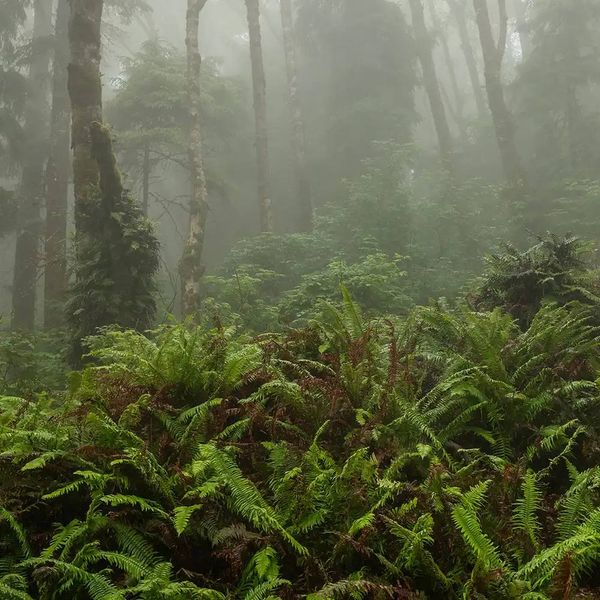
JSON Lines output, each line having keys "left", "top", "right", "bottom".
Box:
{"left": 179, "top": 0, "right": 210, "bottom": 320}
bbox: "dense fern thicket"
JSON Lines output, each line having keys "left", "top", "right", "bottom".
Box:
{"left": 3, "top": 257, "right": 600, "bottom": 598}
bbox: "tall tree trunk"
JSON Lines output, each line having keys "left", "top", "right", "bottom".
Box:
{"left": 67, "top": 0, "right": 158, "bottom": 364}
{"left": 279, "top": 0, "right": 312, "bottom": 232}
{"left": 68, "top": 0, "right": 103, "bottom": 233}
{"left": 565, "top": 81, "right": 581, "bottom": 172}
{"left": 473, "top": 0, "right": 525, "bottom": 188}
{"left": 447, "top": 0, "right": 487, "bottom": 120}
{"left": 409, "top": 0, "right": 454, "bottom": 173}
{"left": 428, "top": 0, "right": 468, "bottom": 142}
{"left": 11, "top": 0, "right": 53, "bottom": 330}
{"left": 181, "top": 0, "right": 209, "bottom": 319}
{"left": 142, "top": 142, "right": 150, "bottom": 217}
{"left": 245, "top": 0, "right": 273, "bottom": 233}
{"left": 44, "top": 0, "right": 71, "bottom": 329}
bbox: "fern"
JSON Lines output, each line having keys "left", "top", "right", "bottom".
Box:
{"left": 513, "top": 470, "right": 543, "bottom": 552}
{"left": 173, "top": 504, "right": 203, "bottom": 536}
{"left": 0, "top": 509, "right": 30, "bottom": 559}
{"left": 193, "top": 444, "right": 308, "bottom": 555}
{"left": 451, "top": 481, "right": 504, "bottom": 570}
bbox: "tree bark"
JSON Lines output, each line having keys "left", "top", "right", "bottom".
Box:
{"left": 66, "top": 0, "right": 159, "bottom": 364}
{"left": 44, "top": 0, "right": 71, "bottom": 329}
{"left": 11, "top": 0, "right": 53, "bottom": 331}
{"left": 180, "top": 0, "right": 209, "bottom": 319}
{"left": 245, "top": 0, "right": 273, "bottom": 233}
{"left": 142, "top": 142, "right": 150, "bottom": 217}
{"left": 472, "top": 0, "right": 525, "bottom": 188}
{"left": 447, "top": 0, "right": 487, "bottom": 120}
{"left": 279, "top": 0, "right": 312, "bottom": 232}
{"left": 409, "top": 0, "right": 454, "bottom": 173}
{"left": 428, "top": 0, "right": 468, "bottom": 142}
{"left": 68, "top": 0, "right": 103, "bottom": 233}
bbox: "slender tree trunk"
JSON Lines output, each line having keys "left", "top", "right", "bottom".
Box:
{"left": 447, "top": 0, "right": 487, "bottom": 120}
{"left": 409, "top": 0, "right": 454, "bottom": 173}
{"left": 564, "top": 34, "right": 581, "bottom": 172}
{"left": 279, "top": 0, "right": 312, "bottom": 232}
{"left": 428, "top": 0, "right": 467, "bottom": 141}
{"left": 142, "top": 142, "right": 150, "bottom": 216}
{"left": 44, "top": 0, "right": 71, "bottom": 329}
{"left": 68, "top": 0, "right": 103, "bottom": 233}
{"left": 565, "top": 81, "right": 580, "bottom": 172}
{"left": 181, "top": 0, "right": 209, "bottom": 318}
{"left": 473, "top": 0, "right": 525, "bottom": 188}
{"left": 11, "top": 0, "right": 53, "bottom": 330}
{"left": 245, "top": 0, "right": 273, "bottom": 233}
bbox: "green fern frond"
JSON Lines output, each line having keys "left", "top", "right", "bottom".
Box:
{"left": 513, "top": 470, "right": 542, "bottom": 551}
{"left": 0, "top": 508, "right": 30, "bottom": 559}
{"left": 451, "top": 482, "right": 504, "bottom": 570}
{"left": 173, "top": 504, "right": 203, "bottom": 536}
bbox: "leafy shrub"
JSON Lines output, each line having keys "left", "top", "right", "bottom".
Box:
{"left": 0, "top": 328, "right": 66, "bottom": 395}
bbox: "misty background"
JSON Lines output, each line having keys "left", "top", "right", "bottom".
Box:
{"left": 2, "top": 0, "right": 600, "bottom": 327}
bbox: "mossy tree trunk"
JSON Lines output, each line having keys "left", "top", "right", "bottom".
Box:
{"left": 245, "top": 0, "right": 273, "bottom": 233}
{"left": 11, "top": 0, "right": 52, "bottom": 331}
{"left": 280, "top": 0, "right": 312, "bottom": 232}
{"left": 409, "top": 0, "right": 455, "bottom": 174}
{"left": 68, "top": 0, "right": 103, "bottom": 233}
{"left": 44, "top": 0, "right": 71, "bottom": 329}
{"left": 66, "top": 0, "right": 159, "bottom": 363}
{"left": 181, "top": 0, "right": 210, "bottom": 319}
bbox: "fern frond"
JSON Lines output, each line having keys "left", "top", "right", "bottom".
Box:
{"left": 513, "top": 470, "right": 542, "bottom": 551}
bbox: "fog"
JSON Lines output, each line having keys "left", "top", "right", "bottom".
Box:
{"left": 2, "top": 0, "right": 600, "bottom": 327}
{"left": 5, "top": 2, "right": 600, "bottom": 597}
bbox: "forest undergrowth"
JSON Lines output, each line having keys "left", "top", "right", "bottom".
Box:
{"left": 2, "top": 237, "right": 600, "bottom": 599}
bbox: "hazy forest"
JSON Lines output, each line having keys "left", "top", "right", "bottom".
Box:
{"left": 4, "top": 0, "right": 600, "bottom": 597}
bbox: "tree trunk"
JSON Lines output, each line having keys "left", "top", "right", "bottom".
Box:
{"left": 11, "top": 0, "right": 53, "bottom": 330}
{"left": 428, "top": 0, "right": 468, "bottom": 142}
{"left": 279, "top": 0, "right": 312, "bottom": 232}
{"left": 245, "top": 0, "right": 273, "bottom": 233}
{"left": 409, "top": 0, "right": 454, "bottom": 173}
{"left": 66, "top": 0, "right": 158, "bottom": 364}
{"left": 44, "top": 0, "right": 71, "bottom": 329}
{"left": 472, "top": 0, "right": 525, "bottom": 188}
{"left": 142, "top": 142, "right": 150, "bottom": 217}
{"left": 181, "top": 0, "right": 209, "bottom": 319}
{"left": 447, "top": 0, "right": 487, "bottom": 120}
{"left": 68, "top": 0, "right": 103, "bottom": 233}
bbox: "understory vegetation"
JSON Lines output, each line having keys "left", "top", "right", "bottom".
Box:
{"left": 2, "top": 237, "right": 600, "bottom": 599}
{"left": 5, "top": 0, "right": 600, "bottom": 597}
